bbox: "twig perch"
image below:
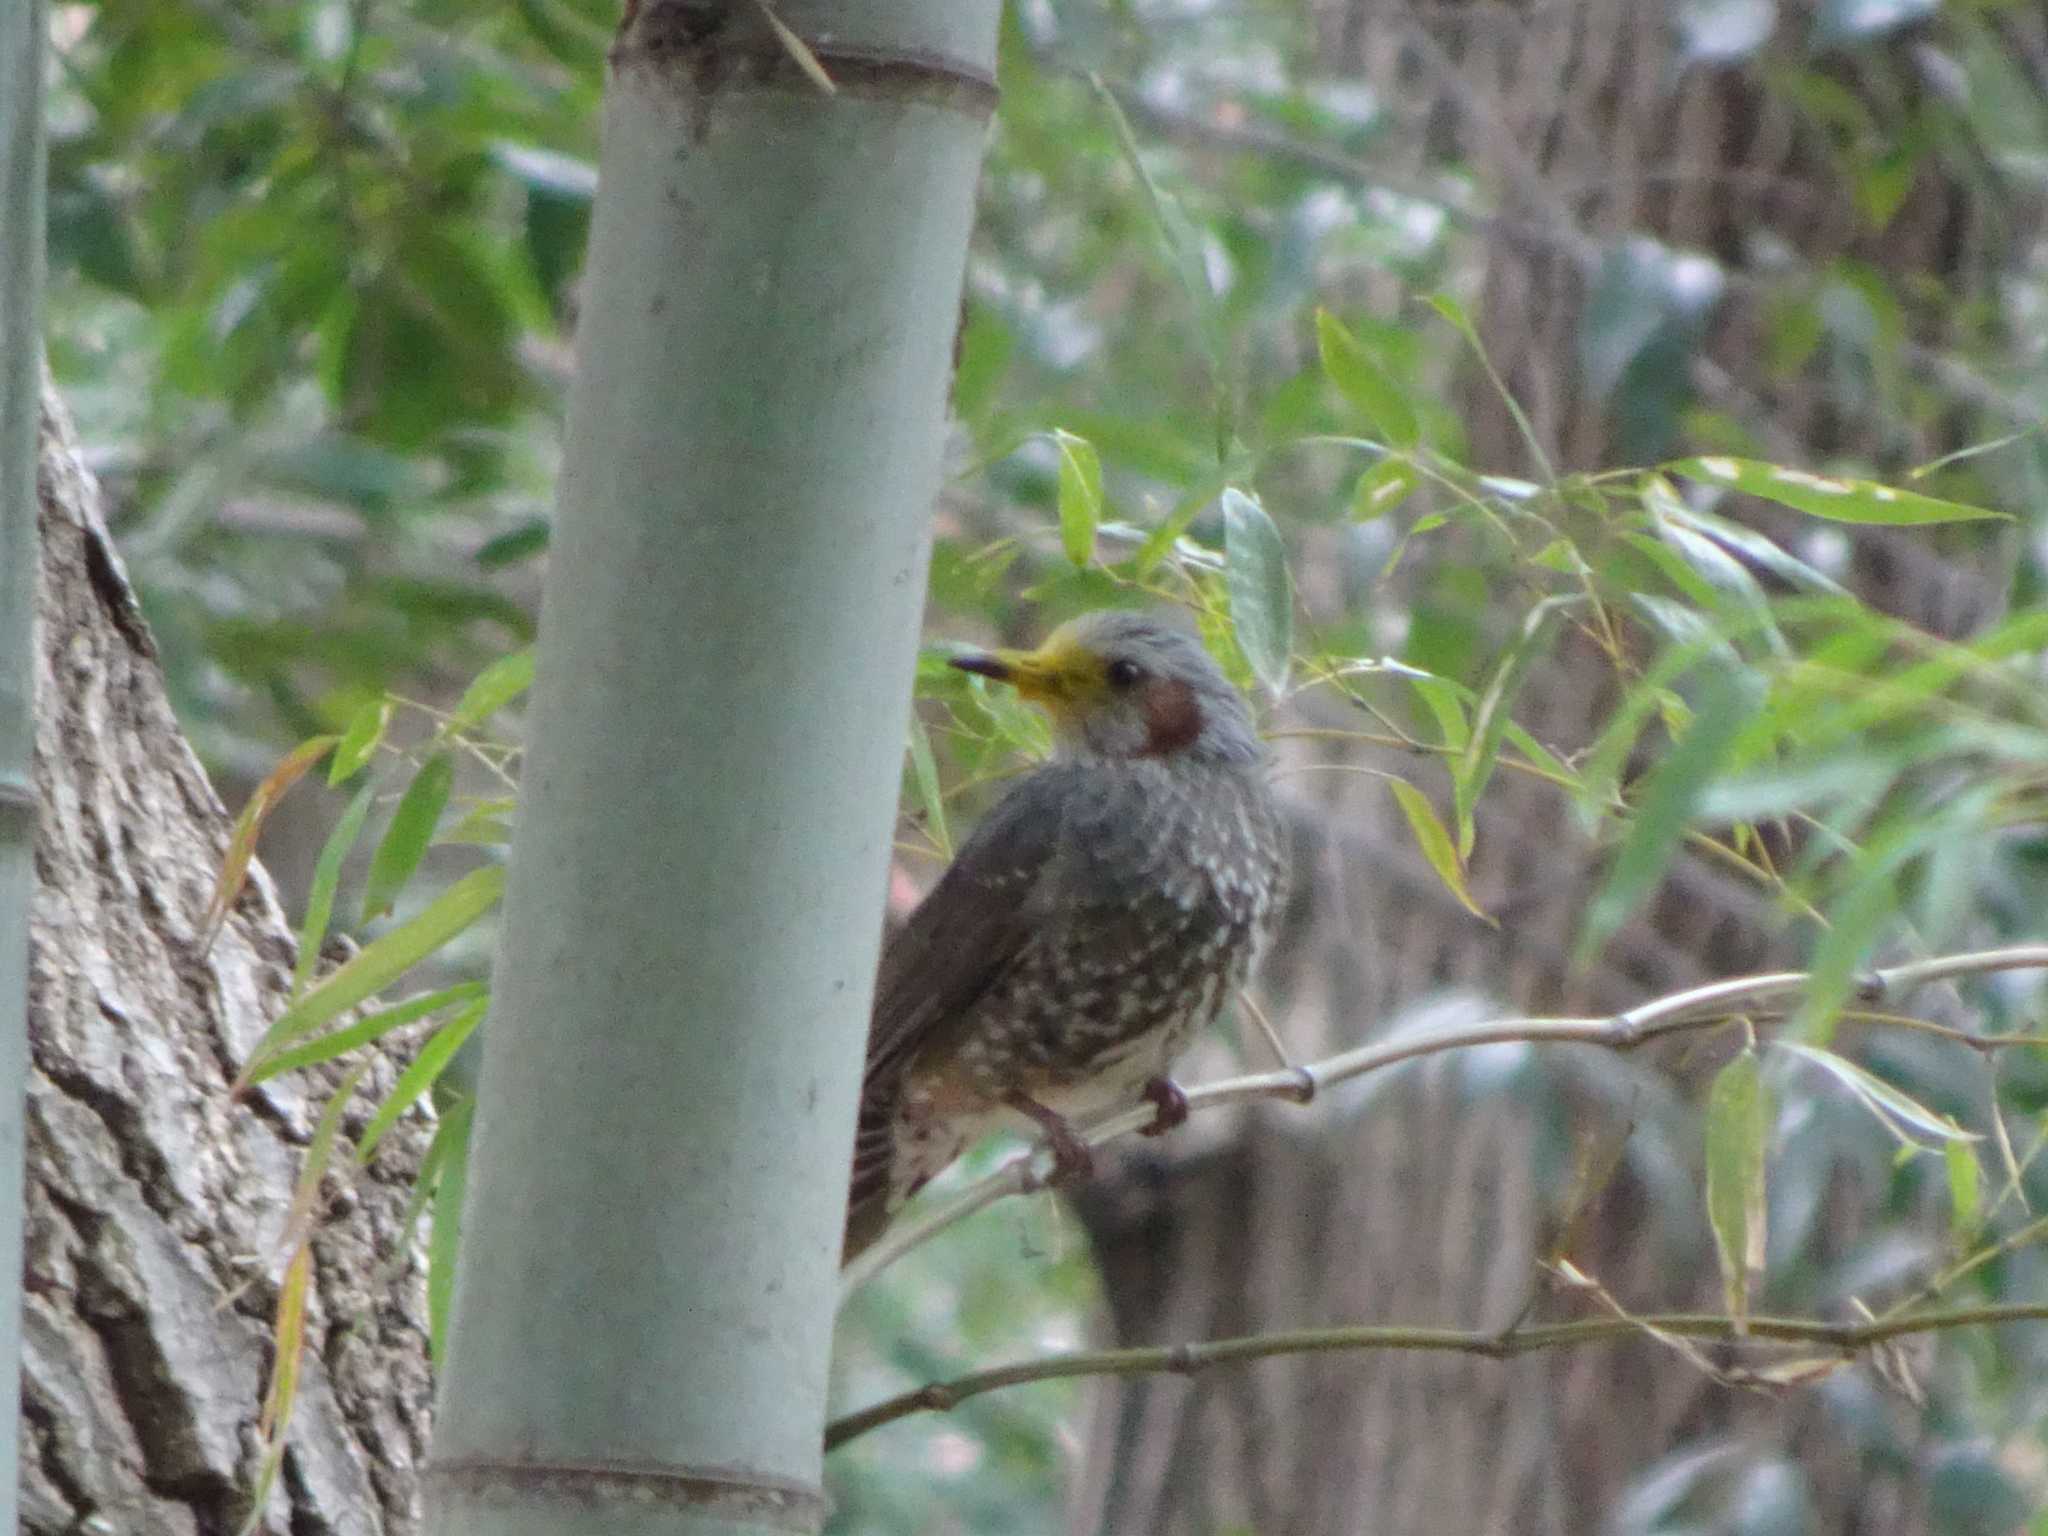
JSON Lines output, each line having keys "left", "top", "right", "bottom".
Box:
{"left": 840, "top": 944, "right": 2048, "bottom": 1294}
{"left": 824, "top": 1302, "right": 2048, "bottom": 1450}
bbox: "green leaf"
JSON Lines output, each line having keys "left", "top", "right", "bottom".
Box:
{"left": 441, "top": 648, "right": 535, "bottom": 738}
{"left": 1776, "top": 1041, "right": 1982, "bottom": 1148}
{"left": 238, "top": 866, "right": 506, "bottom": 1087}
{"left": 1387, "top": 779, "right": 1489, "bottom": 921}
{"left": 1052, "top": 430, "right": 1104, "bottom": 567}
{"left": 427, "top": 1092, "right": 474, "bottom": 1368}
{"left": 436, "top": 799, "right": 518, "bottom": 847}
{"left": 246, "top": 982, "right": 489, "bottom": 1086}
{"left": 1704, "top": 1046, "right": 1770, "bottom": 1332}
{"left": 357, "top": 997, "right": 486, "bottom": 1164}
{"left": 907, "top": 715, "right": 950, "bottom": 859}
{"left": 1351, "top": 456, "right": 1420, "bottom": 521}
{"left": 1661, "top": 503, "right": 1849, "bottom": 598}
{"left": 1221, "top": 488, "right": 1292, "bottom": 693}
{"left": 475, "top": 521, "right": 552, "bottom": 569}
{"left": 329, "top": 699, "right": 392, "bottom": 785}
{"left": 1674, "top": 457, "right": 2006, "bottom": 526}
{"left": 1502, "top": 724, "right": 1578, "bottom": 790}
{"left": 291, "top": 780, "right": 376, "bottom": 999}
{"left": 1316, "top": 310, "right": 1418, "bottom": 448}
{"left": 1132, "top": 479, "right": 1225, "bottom": 577}
{"left": 966, "top": 673, "right": 1054, "bottom": 760}
{"left": 1946, "top": 1140, "right": 1983, "bottom": 1249}
{"left": 1639, "top": 475, "right": 1786, "bottom": 653}
{"left": 1581, "top": 665, "right": 1760, "bottom": 963}
{"left": 361, "top": 754, "right": 455, "bottom": 923}
{"left": 1405, "top": 672, "right": 1471, "bottom": 752}
{"left": 1456, "top": 596, "right": 1576, "bottom": 855}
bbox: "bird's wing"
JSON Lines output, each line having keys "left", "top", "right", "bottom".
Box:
{"left": 863, "top": 762, "right": 1078, "bottom": 1083}
{"left": 845, "top": 765, "right": 1077, "bottom": 1254}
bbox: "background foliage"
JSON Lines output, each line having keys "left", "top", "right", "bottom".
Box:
{"left": 43, "top": 0, "right": 2048, "bottom": 1532}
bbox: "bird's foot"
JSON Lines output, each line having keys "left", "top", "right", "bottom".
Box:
{"left": 1005, "top": 1092, "right": 1095, "bottom": 1186}
{"left": 1139, "top": 1075, "right": 1189, "bottom": 1137}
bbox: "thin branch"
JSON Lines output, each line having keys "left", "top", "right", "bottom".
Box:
{"left": 824, "top": 1303, "right": 2048, "bottom": 1451}
{"left": 839, "top": 944, "right": 2048, "bottom": 1294}
{"left": 1236, "top": 987, "right": 1293, "bottom": 1070}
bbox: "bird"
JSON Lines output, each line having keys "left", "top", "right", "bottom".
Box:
{"left": 844, "top": 609, "right": 1287, "bottom": 1263}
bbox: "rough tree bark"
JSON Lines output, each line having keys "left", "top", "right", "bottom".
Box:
{"left": 21, "top": 383, "right": 433, "bottom": 1536}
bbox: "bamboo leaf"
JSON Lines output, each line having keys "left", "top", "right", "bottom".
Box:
{"left": 1052, "top": 429, "right": 1103, "bottom": 567}
{"left": 356, "top": 997, "right": 486, "bottom": 1164}
{"left": 906, "top": 714, "right": 950, "bottom": 859}
{"left": 1387, "top": 779, "right": 1490, "bottom": 921}
{"left": 1405, "top": 672, "right": 1470, "bottom": 752}
{"left": 328, "top": 698, "right": 392, "bottom": 785}
{"left": 1947, "top": 1139, "right": 1983, "bottom": 1249}
{"left": 1133, "top": 479, "right": 1223, "bottom": 576}
{"left": 440, "top": 647, "right": 535, "bottom": 738}
{"left": 1502, "top": 724, "right": 1578, "bottom": 790}
{"left": 1674, "top": 456, "right": 2006, "bottom": 526}
{"left": 1221, "top": 487, "right": 1292, "bottom": 693}
{"left": 237, "top": 866, "right": 506, "bottom": 1088}
{"left": 1456, "top": 596, "right": 1575, "bottom": 855}
{"left": 290, "top": 779, "right": 376, "bottom": 999}
{"left": 240, "top": 1059, "right": 370, "bottom": 1534}
{"left": 428, "top": 1093, "right": 475, "bottom": 1366}
{"left": 1659, "top": 500, "right": 1850, "bottom": 597}
{"left": 436, "top": 799, "right": 517, "bottom": 847}
{"left": 281, "top": 1059, "right": 372, "bottom": 1254}
{"left": 1581, "top": 666, "right": 1759, "bottom": 963}
{"left": 1640, "top": 475, "right": 1786, "bottom": 653}
{"left": 1776, "top": 1041, "right": 1982, "bottom": 1147}
{"left": 203, "top": 735, "right": 336, "bottom": 948}
{"left": 237, "top": 1245, "right": 309, "bottom": 1536}
{"left": 245, "top": 982, "right": 489, "bottom": 1086}
{"left": 361, "top": 753, "right": 454, "bottom": 922}
{"left": 1704, "top": 1046, "right": 1770, "bottom": 1333}
{"left": 1316, "top": 310, "right": 1418, "bottom": 448}
{"left": 393, "top": 1088, "right": 473, "bottom": 1245}
{"left": 757, "top": 0, "right": 837, "bottom": 93}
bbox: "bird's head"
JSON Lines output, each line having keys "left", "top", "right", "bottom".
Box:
{"left": 950, "top": 610, "right": 1261, "bottom": 765}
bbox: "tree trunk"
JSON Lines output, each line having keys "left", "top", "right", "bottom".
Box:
{"left": 21, "top": 383, "right": 433, "bottom": 1536}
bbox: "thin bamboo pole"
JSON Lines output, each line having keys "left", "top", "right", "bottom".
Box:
{"left": 424, "top": 4, "right": 999, "bottom": 1533}
{"left": 0, "top": 2, "right": 44, "bottom": 1530}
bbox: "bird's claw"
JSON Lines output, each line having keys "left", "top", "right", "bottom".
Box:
{"left": 1005, "top": 1092, "right": 1095, "bottom": 1186}
{"left": 1140, "top": 1075, "right": 1189, "bottom": 1137}
{"left": 1044, "top": 1121, "right": 1095, "bottom": 1186}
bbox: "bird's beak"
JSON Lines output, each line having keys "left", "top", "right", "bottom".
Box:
{"left": 949, "top": 644, "right": 1072, "bottom": 705}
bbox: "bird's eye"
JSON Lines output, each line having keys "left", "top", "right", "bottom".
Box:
{"left": 1106, "top": 658, "right": 1143, "bottom": 690}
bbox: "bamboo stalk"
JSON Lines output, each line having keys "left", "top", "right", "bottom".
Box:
{"left": 0, "top": 4, "right": 45, "bottom": 1529}
{"left": 424, "top": 4, "right": 999, "bottom": 1533}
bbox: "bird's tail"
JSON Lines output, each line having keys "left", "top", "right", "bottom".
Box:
{"left": 842, "top": 1185, "right": 890, "bottom": 1265}
{"left": 842, "top": 1094, "right": 896, "bottom": 1265}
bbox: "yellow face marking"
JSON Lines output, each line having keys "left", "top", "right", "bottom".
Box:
{"left": 960, "top": 622, "right": 1115, "bottom": 723}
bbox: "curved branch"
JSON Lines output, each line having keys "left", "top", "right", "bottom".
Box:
{"left": 839, "top": 944, "right": 2048, "bottom": 1294}
{"left": 825, "top": 1303, "right": 2048, "bottom": 1451}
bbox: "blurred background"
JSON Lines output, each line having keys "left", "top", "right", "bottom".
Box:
{"left": 41, "top": 0, "right": 2048, "bottom": 1532}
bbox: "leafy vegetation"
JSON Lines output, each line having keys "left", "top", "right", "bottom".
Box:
{"left": 46, "top": 0, "right": 2048, "bottom": 1531}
